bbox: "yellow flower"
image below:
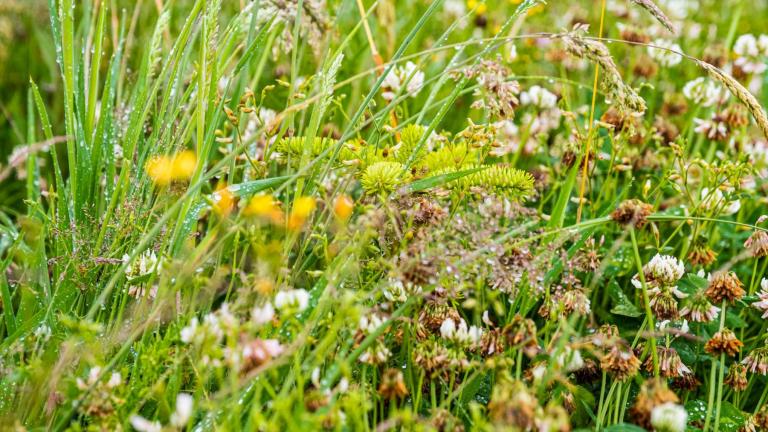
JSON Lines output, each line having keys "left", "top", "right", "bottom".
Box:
{"left": 244, "top": 194, "right": 283, "bottom": 223}
{"left": 171, "top": 150, "right": 197, "bottom": 179}
{"left": 213, "top": 183, "right": 235, "bottom": 216}
{"left": 333, "top": 195, "right": 354, "bottom": 220}
{"left": 288, "top": 196, "right": 316, "bottom": 231}
{"left": 146, "top": 150, "right": 198, "bottom": 185}
{"left": 146, "top": 157, "right": 174, "bottom": 185}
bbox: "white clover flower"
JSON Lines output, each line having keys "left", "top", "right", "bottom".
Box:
{"left": 107, "top": 372, "right": 122, "bottom": 388}
{"left": 508, "top": 44, "right": 518, "bottom": 62}
{"left": 753, "top": 278, "right": 768, "bottom": 318}
{"left": 734, "top": 34, "right": 767, "bottom": 74}
{"left": 682, "top": 77, "right": 726, "bottom": 107}
{"left": 274, "top": 289, "right": 310, "bottom": 312}
{"left": 124, "top": 250, "right": 160, "bottom": 280}
{"left": 440, "top": 318, "right": 483, "bottom": 345}
{"left": 170, "top": 393, "right": 194, "bottom": 427}
{"left": 443, "top": 0, "right": 466, "bottom": 19}
{"left": 650, "top": 402, "right": 688, "bottom": 432}
{"left": 359, "top": 314, "right": 386, "bottom": 334}
{"left": 700, "top": 187, "right": 741, "bottom": 215}
{"left": 180, "top": 318, "right": 199, "bottom": 344}
{"left": 180, "top": 313, "right": 224, "bottom": 346}
{"left": 632, "top": 254, "right": 686, "bottom": 288}
{"left": 556, "top": 348, "right": 585, "bottom": 373}
{"left": 382, "top": 61, "right": 425, "bottom": 100}
{"left": 648, "top": 39, "right": 683, "bottom": 67}
{"left": 382, "top": 280, "right": 408, "bottom": 303}
{"left": 659, "top": 0, "right": 694, "bottom": 20}
{"left": 130, "top": 416, "right": 162, "bottom": 432}
{"left": 520, "top": 85, "right": 558, "bottom": 109}
{"left": 251, "top": 303, "right": 275, "bottom": 325}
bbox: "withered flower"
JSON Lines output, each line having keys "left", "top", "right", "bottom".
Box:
{"left": 724, "top": 364, "right": 748, "bottom": 392}
{"left": 378, "top": 369, "right": 409, "bottom": 399}
{"left": 704, "top": 271, "right": 745, "bottom": 304}
{"left": 601, "top": 344, "right": 641, "bottom": 382}
{"left": 704, "top": 328, "right": 743, "bottom": 357}
{"left": 612, "top": 199, "right": 653, "bottom": 228}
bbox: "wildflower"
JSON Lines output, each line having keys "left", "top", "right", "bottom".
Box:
{"left": 699, "top": 187, "right": 740, "bottom": 215}
{"left": 333, "top": 195, "right": 354, "bottom": 220}
{"left": 520, "top": 85, "right": 558, "bottom": 109}
{"left": 360, "top": 161, "right": 410, "bottom": 196}
{"left": 556, "top": 347, "right": 585, "bottom": 373}
{"left": 146, "top": 150, "right": 197, "bottom": 185}
{"left": 502, "top": 315, "right": 540, "bottom": 357}
{"left": 359, "top": 313, "right": 387, "bottom": 334}
{"left": 682, "top": 77, "right": 725, "bottom": 107}
{"left": 251, "top": 303, "right": 275, "bottom": 325}
{"left": 440, "top": 317, "right": 483, "bottom": 345}
{"left": 241, "top": 338, "right": 283, "bottom": 372}
{"left": 704, "top": 328, "right": 743, "bottom": 357}
{"left": 745, "top": 230, "right": 768, "bottom": 257}
{"left": 378, "top": 369, "right": 408, "bottom": 399}
{"left": 180, "top": 313, "right": 224, "bottom": 346}
{"left": 466, "top": 59, "right": 521, "bottom": 119}
{"left": 753, "top": 279, "right": 768, "bottom": 318}
{"left": 382, "top": 279, "right": 408, "bottom": 303}
{"left": 743, "top": 345, "right": 768, "bottom": 375}
{"left": 288, "top": 196, "right": 316, "bottom": 230}
{"left": 170, "top": 393, "right": 194, "bottom": 427}
{"left": 601, "top": 345, "right": 641, "bottom": 382}
{"left": 123, "top": 250, "right": 160, "bottom": 280}
{"left": 671, "top": 373, "right": 701, "bottom": 392}
{"left": 679, "top": 294, "right": 719, "bottom": 323}
{"left": 488, "top": 377, "right": 539, "bottom": 430}
{"left": 632, "top": 254, "right": 685, "bottom": 288}
{"left": 733, "top": 34, "right": 768, "bottom": 74}
{"left": 130, "top": 416, "right": 162, "bottom": 432}
{"left": 244, "top": 194, "right": 283, "bottom": 223}
{"left": 212, "top": 183, "right": 236, "bottom": 216}
{"left": 724, "top": 364, "right": 749, "bottom": 391}
{"left": 704, "top": 271, "right": 745, "bottom": 304}
{"left": 573, "top": 359, "right": 602, "bottom": 383}
{"left": 359, "top": 341, "right": 392, "bottom": 365}
{"left": 630, "top": 378, "right": 680, "bottom": 430}
{"left": 647, "top": 39, "right": 682, "bottom": 67}
{"left": 382, "top": 61, "right": 425, "bottom": 100}
{"left": 650, "top": 402, "right": 688, "bottom": 432}
{"left": 648, "top": 286, "right": 686, "bottom": 320}
{"left": 274, "top": 288, "right": 310, "bottom": 312}
{"left": 694, "top": 115, "right": 730, "bottom": 141}
{"left": 611, "top": 199, "right": 653, "bottom": 228}
{"left": 650, "top": 346, "right": 691, "bottom": 378}
{"left": 687, "top": 243, "right": 717, "bottom": 267}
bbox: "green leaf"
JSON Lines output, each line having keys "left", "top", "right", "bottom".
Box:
{"left": 609, "top": 280, "right": 644, "bottom": 317}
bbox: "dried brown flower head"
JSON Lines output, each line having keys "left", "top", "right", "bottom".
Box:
{"left": 705, "top": 328, "right": 743, "bottom": 357}
{"left": 502, "top": 315, "right": 540, "bottom": 357}
{"left": 744, "top": 230, "right": 768, "bottom": 258}
{"left": 743, "top": 345, "right": 768, "bottom": 375}
{"left": 650, "top": 346, "right": 691, "bottom": 378}
{"left": 488, "top": 376, "right": 538, "bottom": 430}
{"left": 704, "top": 271, "right": 745, "bottom": 304}
{"left": 378, "top": 368, "right": 409, "bottom": 399}
{"left": 724, "top": 364, "right": 748, "bottom": 392}
{"left": 601, "top": 344, "right": 641, "bottom": 382}
{"left": 612, "top": 199, "right": 653, "bottom": 228}
{"left": 688, "top": 244, "right": 717, "bottom": 267}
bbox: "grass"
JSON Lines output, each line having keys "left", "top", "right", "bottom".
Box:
{"left": 2, "top": 0, "right": 768, "bottom": 430}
